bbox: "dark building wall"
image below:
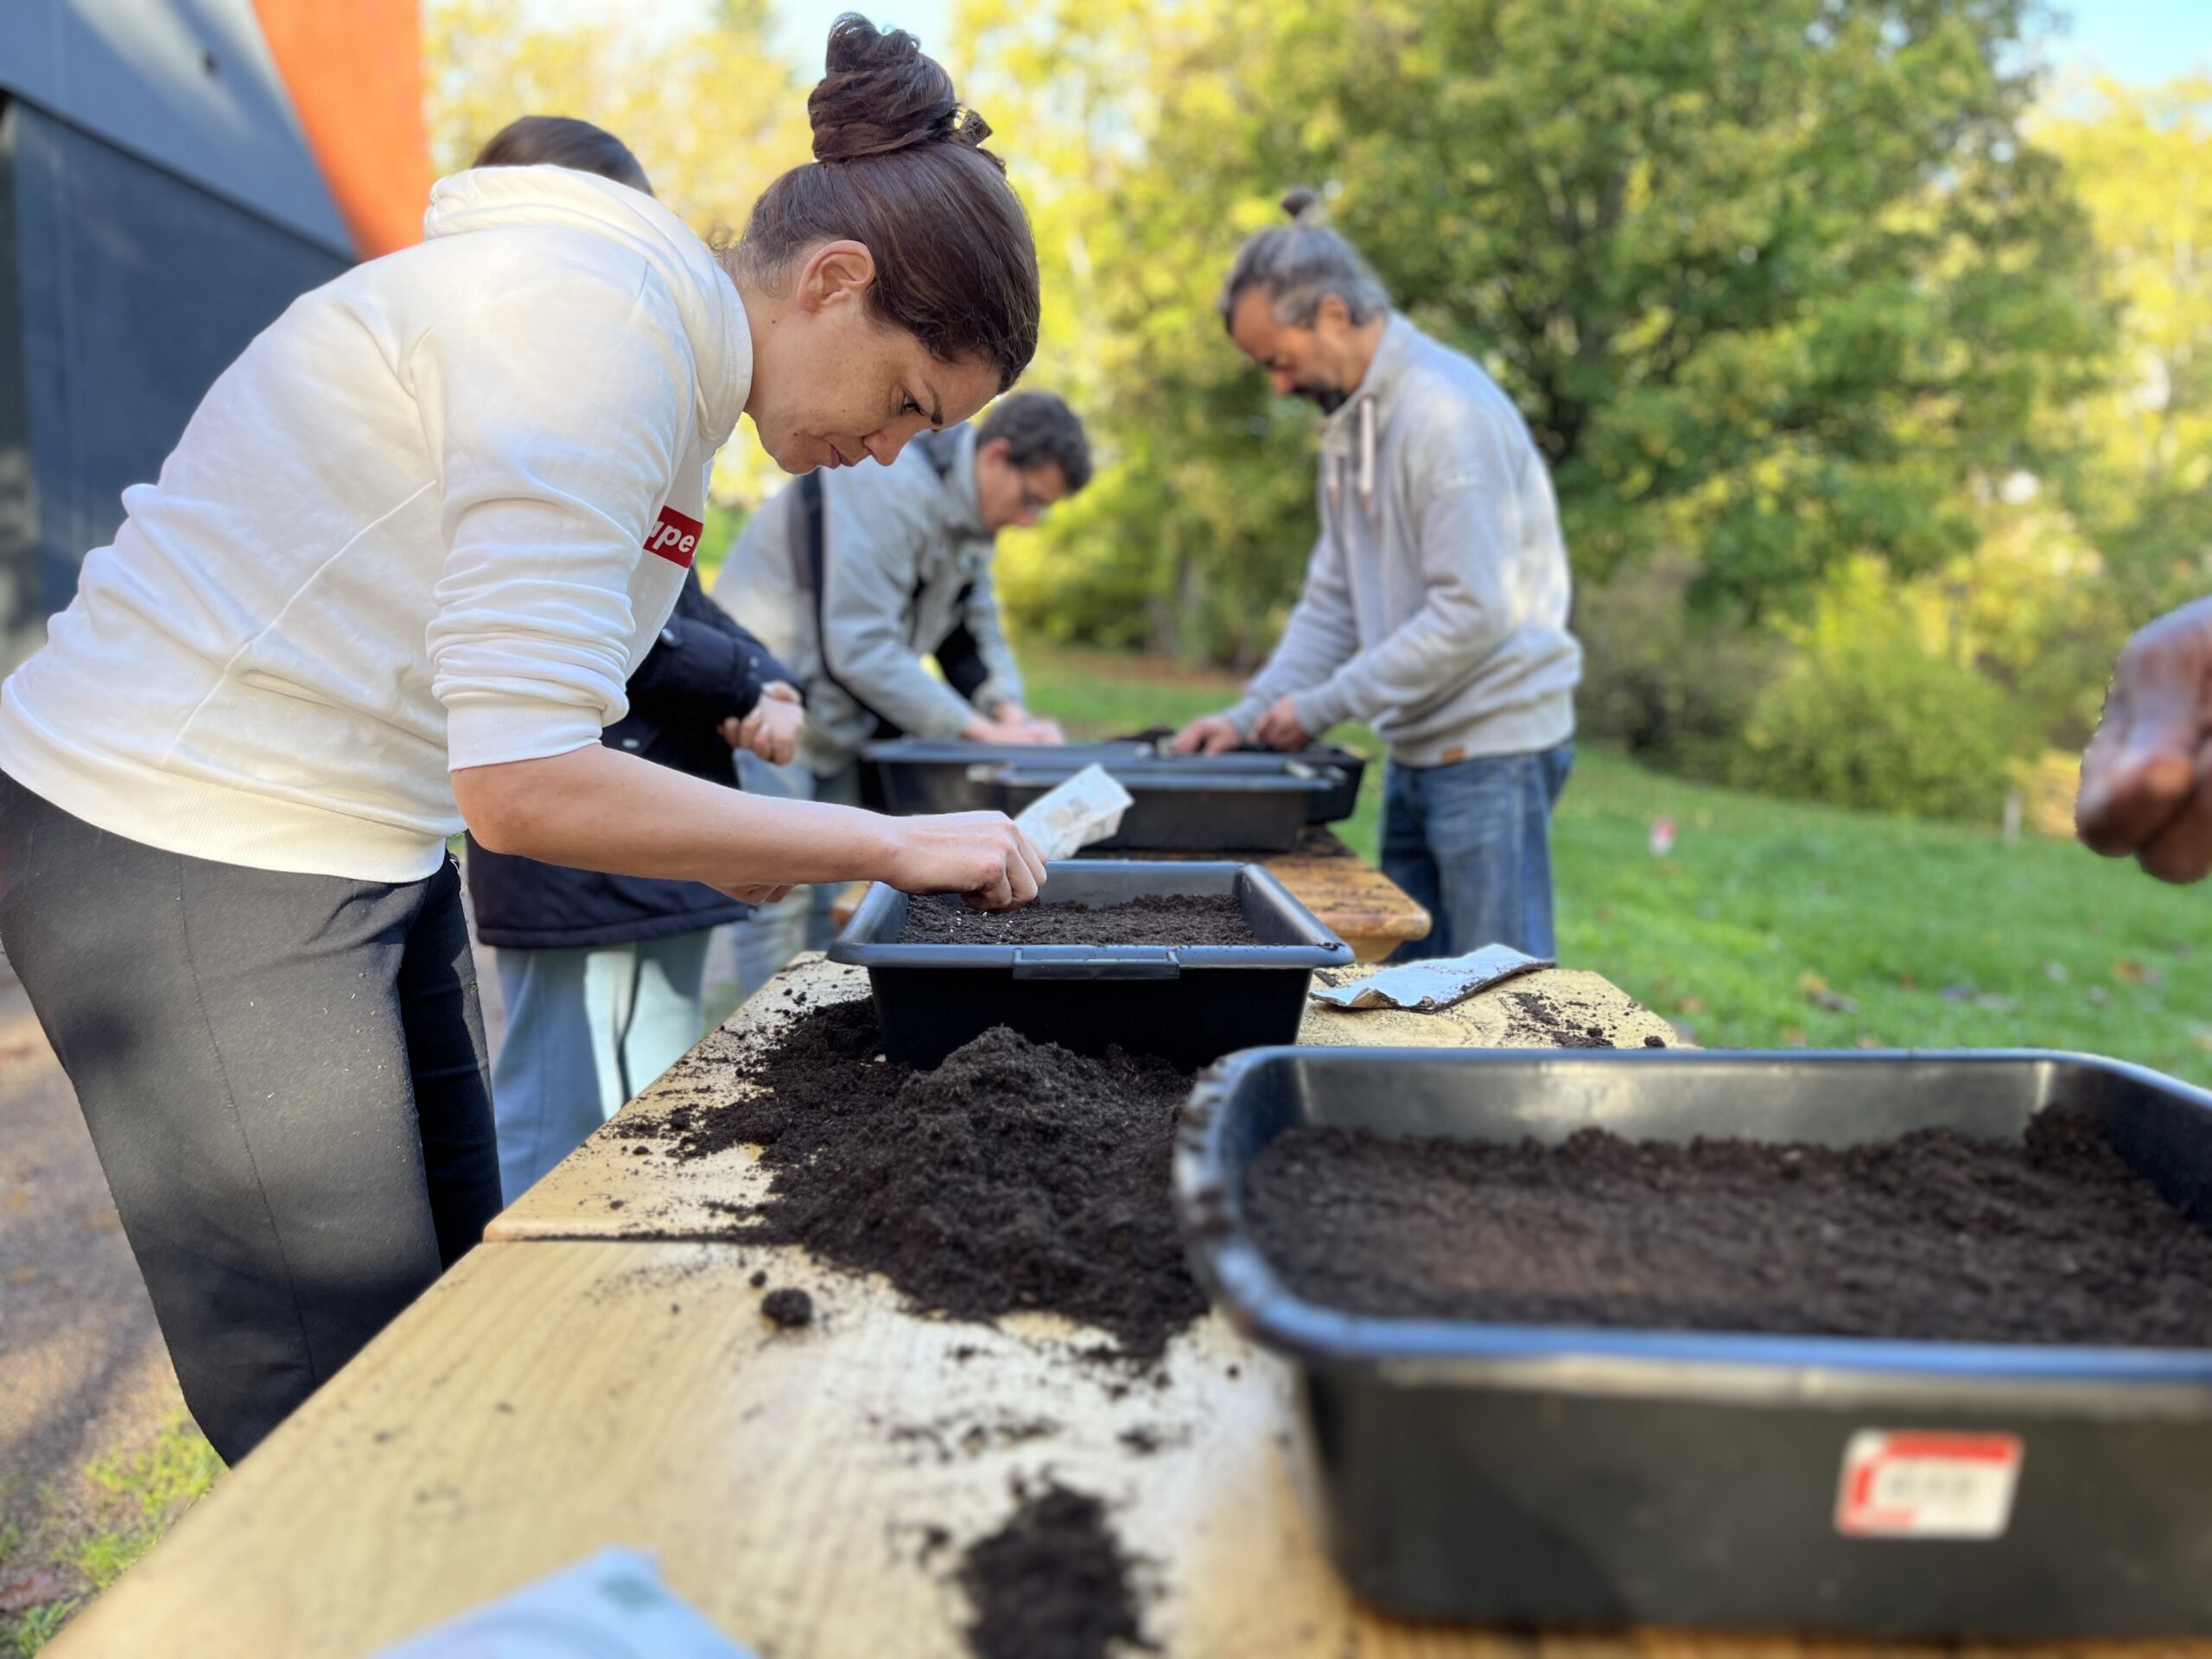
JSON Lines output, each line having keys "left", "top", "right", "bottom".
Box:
{"left": 0, "top": 99, "right": 347, "bottom": 669}
{"left": 0, "top": 0, "right": 353, "bottom": 256}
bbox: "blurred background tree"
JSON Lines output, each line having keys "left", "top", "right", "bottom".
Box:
{"left": 422, "top": 1, "right": 2211, "bottom": 823}
{"left": 423, "top": 0, "right": 812, "bottom": 507}
{"left": 971, "top": 0, "right": 2103, "bottom": 662}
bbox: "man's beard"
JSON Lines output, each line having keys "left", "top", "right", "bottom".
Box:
{"left": 1293, "top": 381, "right": 1349, "bottom": 416}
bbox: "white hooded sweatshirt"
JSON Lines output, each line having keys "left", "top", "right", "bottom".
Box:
{"left": 0, "top": 166, "right": 752, "bottom": 882}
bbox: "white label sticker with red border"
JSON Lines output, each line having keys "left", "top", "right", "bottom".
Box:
{"left": 1835, "top": 1430, "right": 2023, "bottom": 1540}
{"left": 645, "top": 505, "right": 703, "bottom": 569}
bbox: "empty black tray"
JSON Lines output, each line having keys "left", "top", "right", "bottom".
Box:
{"left": 1175, "top": 1046, "right": 2212, "bottom": 1638}
{"left": 992, "top": 763, "right": 1332, "bottom": 853}
{"left": 860, "top": 739, "right": 1158, "bottom": 814}
{"left": 859, "top": 738, "right": 1367, "bottom": 825}
{"left": 827, "top": 861, "right": 1351, "bottom": 1070}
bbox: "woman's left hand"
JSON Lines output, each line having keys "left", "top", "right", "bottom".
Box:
{"left": 723, "top": 682, "right": 805, "bottom": 766}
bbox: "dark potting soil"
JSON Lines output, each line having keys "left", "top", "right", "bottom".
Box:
{"left": 760, "top": 1287, "right": 813, "bottom": 1328}
{"left": 898, "top": 892, "right": 1259, "bottom": 947}
{"left": 958, "top": 1484, "right": 1152, "bottom": 1659}
{"left": 1245, "top": 1105, "right": 2212, "bottom": 1346}
{"left": 634, "top": 1000, "right": 1205, "bottom": 1358}
{"left": 1502, "top": 988, "right": 1619, "bottom": 1049}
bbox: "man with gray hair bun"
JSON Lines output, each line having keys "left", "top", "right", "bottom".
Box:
{"left": 1173, "top": 189, "right": 1581, "bottom": 959}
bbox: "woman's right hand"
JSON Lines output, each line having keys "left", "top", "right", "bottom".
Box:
{"left": 884, "top": 811, "right": 1046, "bottom": 910}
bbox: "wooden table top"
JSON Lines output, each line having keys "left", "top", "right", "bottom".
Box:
{"left": 69, "top": 956, "right": 2188, "bottom": 1658}
{"left": 59, "top": 1242, "right": 2197, "bottom": 1659}
{"left": 485, "top": 953, "right": 1680, "bottom": 1244}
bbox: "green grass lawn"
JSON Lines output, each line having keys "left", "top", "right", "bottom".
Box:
{"left": 1020, "top": 644, "right": 2212, "bottom": 1084}
{"left": 1, "top": 1416, "right": 219, "bottom": 1656}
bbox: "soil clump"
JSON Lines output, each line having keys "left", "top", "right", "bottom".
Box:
{"left": 760, "top": 1287, "right": 813, "bottom": 1328}
{"left": 1245, "top": 1105, "right": 2212, "bottom": 1345}
{"left": 958, "top": 1483, "right": 1152, "bottom": 1659}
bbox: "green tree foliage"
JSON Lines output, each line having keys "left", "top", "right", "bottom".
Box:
{"left": 2035, "top": 77, "right": 2212, "bottom": 619}
{"left": 1732, "top": 556, "right": 2030, "bottom": 819}
{"left": 969, "top": 0, "right": 2102, "bottom": 658}
{"left": 423, "top": 0, "right": 811, "bottom": 508}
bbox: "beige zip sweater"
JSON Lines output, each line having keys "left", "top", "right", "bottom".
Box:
{"left": 1228, "top": 315, "right": 1580, "bottom": 766}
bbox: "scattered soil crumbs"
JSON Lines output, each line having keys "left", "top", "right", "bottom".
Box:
{"left": 959, "top": 1484, "right": 1153, "bottom": 1659}
{"left": 1246, "top": 1105, "right": 2212, "bottom": 1345}
{"left": 1502, "top": 988, "right": 1617, "bottom": 1048}
{"left": 885, "top": 1414, "right": 1060, "bottom": 1464}
{"left": 761, "top": 1287, "right": 813, "bottom": 1328}
{"left": 630, "top": 1000, "right": 1205, "bottom": 1359}
{"left": 899, "top": 893, "right": 1259, "bottom": 947}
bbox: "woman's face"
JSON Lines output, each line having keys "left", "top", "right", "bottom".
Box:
{"left": 743, "top": 240, "right": 1001, "bottom": 475}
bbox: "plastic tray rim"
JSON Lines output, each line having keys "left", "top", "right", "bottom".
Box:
{"left": 827, "top": 861, "right": 1355, "bottom": 972}
{"left": 1174, "top": 1043, "right": 2212, "bottom": 1403}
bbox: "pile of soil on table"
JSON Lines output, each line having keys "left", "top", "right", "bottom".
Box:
{"left": 958, "top": 1483, "right": 1151, "bottom": 1659}
{"left": 898, "top": 892, "right": 1260, "bottom": 947}
{"left": 631, "top": 1000, "right": 1205, "bottom": 1359}
{"left": 1244, "top": 1104, "right": 2212, "bottom": 1345}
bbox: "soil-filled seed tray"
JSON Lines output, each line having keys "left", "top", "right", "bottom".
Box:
{"left": 1174, "top": 1046, "right": 2212, "bottom": 1639}
{"left": 830, "top": 861, "right": 1351, "bottom": 1070}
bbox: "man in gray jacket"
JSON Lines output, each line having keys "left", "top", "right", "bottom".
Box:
{"left": 1174, "top": 196, "right": 1581, "bottom": 958}
{"left": 716, "top": 391, "right": 1090, "bottom": 987}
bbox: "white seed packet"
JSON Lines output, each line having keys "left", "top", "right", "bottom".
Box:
{"left": 1010, "top": 763, "right": 1135, "bottom": 861}
{"left": 375, "top": 1547, "right": 753, "bottom": 1659}
{"left": 1309, "top": 944, "right": 1554, "bottom": 1012}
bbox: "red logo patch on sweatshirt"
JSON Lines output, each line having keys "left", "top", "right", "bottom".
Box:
{"left": 644, "top": 506, "right": 703, "bottom": 569}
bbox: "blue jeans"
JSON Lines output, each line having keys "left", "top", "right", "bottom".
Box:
{"left": 729, "top": 753, "right": 854, "bottom": 1001}
{"left": 492, "top": 931, "right": 711, "bottom": 1204}
{"left": 1381, "top": 743, "right": 1573, "bottom": 962}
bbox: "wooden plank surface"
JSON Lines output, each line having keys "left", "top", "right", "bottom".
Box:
{"left": 54, "top": 1236, "right": 2205, "bottom": 1659}
{"left": 486, "top": 953, "right": 1680, "bottom": 1245}
{"left": 829, "top": 830, "right": 1432, "bottom": 962}
{"left": 1243, "top": 828, "right": 1431, "bottom": 960}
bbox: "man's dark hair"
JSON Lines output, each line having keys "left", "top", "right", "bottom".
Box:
{"left": 731, "top": 16, "right": 1039, "bottom": 393}
{"left": 474, "top": 116, "right": 653, "bottom": 196}
{"left": 976, "top": 391, "right": 1090, "bottom": 493}
{"left": 1219, "top": 186, "right": 1389, "bottom": 333}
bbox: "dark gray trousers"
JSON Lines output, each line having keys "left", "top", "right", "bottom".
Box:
{"left": 0, "top": 771, "right": 499, "bottom": 1463}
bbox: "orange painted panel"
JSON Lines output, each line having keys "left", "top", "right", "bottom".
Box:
{"left": 251, "top": 0, "right": 433, "bottom": 258}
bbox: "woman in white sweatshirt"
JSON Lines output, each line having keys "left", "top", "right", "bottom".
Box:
{"left": 0, "top": 19, "right": 1044, "bottom": 1464}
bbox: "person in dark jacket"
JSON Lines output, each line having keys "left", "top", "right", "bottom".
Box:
{"left": 459, "top": 118, "right": 806, "bottom": 1201}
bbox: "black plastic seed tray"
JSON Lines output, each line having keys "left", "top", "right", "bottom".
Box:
{"left": 860, "top": 739, "right": 1158, "bottom": 814}
{"left": 828, "top": 861, "right": 1351, "bottom": 1070}
{"left": 1212, "top": 745, "right": 1367, "bottom": 823}
{"left": 992, "top": 763, "right": 1331, "bottom": 853}
{"left": 859, "top": 738, "right": 1367, "bottom": 824}
{"left": 1174, "top": 1046, "right": 2212, "bottom": 1638}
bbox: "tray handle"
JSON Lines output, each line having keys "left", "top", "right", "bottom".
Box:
{"left": 1011, "top": 949, "right": 1181, "bottom": 981}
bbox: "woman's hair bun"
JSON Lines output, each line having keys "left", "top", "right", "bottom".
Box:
{"left": 1281, "top": 186, "right": 1321, "bottom": 224}
{"left": 809, "top": 14, "right": 992, "bottom": 165}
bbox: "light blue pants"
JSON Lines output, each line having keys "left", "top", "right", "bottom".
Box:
{"left": 493, "top": 931, "right": 711, "bottom": 1204}
{"left": 731, "top": 753, "right": 856, "bottom": 1002}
